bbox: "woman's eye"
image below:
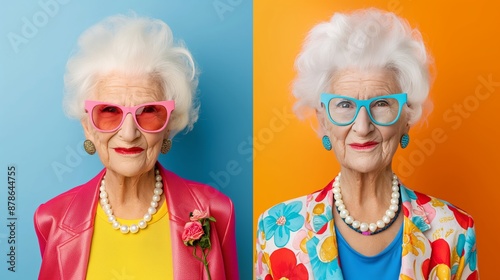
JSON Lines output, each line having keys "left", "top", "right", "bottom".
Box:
{"left": 101, "top": 106, "right": 119, "bottom": 113}
{"left": 336, "top": 101, "right": 354, "bottom": 108}
{"left": 141, "top": 105, "right": 158, "bottom": 113}
{"left": 373, "top": 100, "right": 390, "bottom": 107}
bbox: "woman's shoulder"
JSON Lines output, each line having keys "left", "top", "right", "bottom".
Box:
{"left": 35, "top": 171, "right": 102, "bottom": 216}
{"left": 161, "top": 167, "right": 232, "bottom": 204}
{"left": 257, "top": 182, "right": 331, "bottom": 221}
{"left": 400, "top": 184, "right": 475, "bottom": 232}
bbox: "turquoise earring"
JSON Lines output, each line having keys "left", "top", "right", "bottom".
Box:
{"left": 322, "top": 135, "right": 332, "bottom": 151}
{"left": 400, "top": 134, "right": 410, "bottom": 149}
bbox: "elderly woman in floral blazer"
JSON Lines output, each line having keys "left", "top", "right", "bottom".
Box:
{"left": 256, "top": 9, "right": 477, "bottom": 280}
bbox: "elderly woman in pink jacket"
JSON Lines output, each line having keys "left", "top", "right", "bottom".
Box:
{"left": 256, "top": 9, "right": 477, "bottom": 280}
{"left": 34, "top": 14, "right": 239, "bottom": 280}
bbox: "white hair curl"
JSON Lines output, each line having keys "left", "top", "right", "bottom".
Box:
{"left": 293, "top": 8, "right": 433, "bottom": 126}
{"left": 63, "top": 14, "right": 199, "bottom": 136}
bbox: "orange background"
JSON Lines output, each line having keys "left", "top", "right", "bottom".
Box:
{"left": 254, "top": 0, "right": 499, "bottom": 278}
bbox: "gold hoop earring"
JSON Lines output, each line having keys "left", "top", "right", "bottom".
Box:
{"left": 83, "top": 139, "right": 96, "bottom": 155}
{"left": 161, "top": 139, "right": 172, "bottom": 154}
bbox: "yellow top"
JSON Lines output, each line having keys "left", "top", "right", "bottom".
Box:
{"left": 86, "top": 200, "right": 174, "bottom": 279}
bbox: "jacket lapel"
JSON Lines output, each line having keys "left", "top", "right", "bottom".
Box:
{"left": 57, "top": 169, "right": 104, "bottom": 280}
{"left": 160, "top": 165, "right": 206, "bottom": 279}
{"left": 399, "top": 185, "right": 433, "bottom": 279}
{"left": 304, "top": 184, "right": 345, "bottom": 280}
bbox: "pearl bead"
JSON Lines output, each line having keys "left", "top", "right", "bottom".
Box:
{"left": 376, "top": 220, "right": 385, "bottom": 228}
{"left": 105, "top": 208, "right": 113, "bottom": 216}
{"left": 148, "top": 206, "right": 157, "bottom": 215}
{"left": 100, "top": 192, "right": 107, "bottom": 199}
{"left": 386, "top": 210, "right": 395, "bottom": 218}
{"left": 392, "top": 186, "right": 399, "bottom": 192}
{"left": 151, "top": 201, "right": 158, "bottom": 208}
{"left": 138, "top": 220, "right": 147, "bottom": 229}
{"left": 100, "top": 198, "right": 109, "bottom": 205}
{"left": 389, "top": 204, "right": 399, "bottom": 212}
{"left": 333, "top": 188, "right": 340, "bottom": 194}
{"left": 333, "top": 181, "right": 340, "bottom": 188}
{"left": 153, "top": 194, "right": 161, "bottom": 202}
{"left": 155, "top": 169, "right": 159, "bottom": 175}
{"left": 120, "top": 225, "right": 129, "bottom": 233}
{"left": 391, "top": 198, "right": 399, "bottom": 205}
{"left": 107, "top": 215, "right": 115, "bottom": 223}
{"left": 99, "top": 186, "right": 105, "bottom": 191}
{"left": 155, "top": 175, "right": 162, "bottom": 181}
{"left": 103, "top": 204, "right": 111, "bottom": 211}
{"left": 360, "top": 223, "right": 369, "bottom": 232}
{"left": 334, "top": 193, "right": 342, "bottom": 200}
{"left": 154, "top": 188, "right": 163, "bottom": 195}
{"left": 345, "top": 216, "right": 354, "bottom": 224}
{"left": 144, "top": 213, "right": 152, "bottom": 222}
{"left": 112, "top": 220, "right": 120, "bottom": 229}
{"left": 339, "top": 210, "right": 349, "bottom": 218}
{"left": 382, "top": 215, "right": 391, "bottom": 223}
{"left": 337, "top": 204, "right": 346, "bottom": 211}
{"left": 130, "top": 224, "right": 139, "bottom": 234}
{"left": 335, "top": 200, "right": 344, "bottom": 207}
{"left": 391, "top": 192, "right": 400, "bottom": 199}
{"left": 352, "top": 221, "right": 360, "bottom": 229}
{"left": 155, "top": 182, "right": 163, "bottom": 188}
{"left": 369, "top": 223, "right": 377, "bottom": 232}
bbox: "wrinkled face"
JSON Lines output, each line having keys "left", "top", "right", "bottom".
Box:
{"left": 319, "top": 68, "right": 409, "bottom": 174}
{"left": 82, "top": 73, "right": 168, "bottom": 177}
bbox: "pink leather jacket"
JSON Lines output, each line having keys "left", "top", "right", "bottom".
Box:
{"left": 34, "top": 163, "right": 239, "bottom": 280}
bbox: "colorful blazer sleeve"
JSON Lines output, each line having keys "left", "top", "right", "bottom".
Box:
{"left": 255, "top": 183, "right": 478, "bottom": 280}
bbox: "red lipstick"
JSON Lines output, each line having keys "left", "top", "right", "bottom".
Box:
{"left": 349, "top": 141, "right": 379, "bottom": 150}
{"left": 114, "top": 147, "right": 144, "bottom": 154}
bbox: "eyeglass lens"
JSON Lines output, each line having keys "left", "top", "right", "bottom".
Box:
{"left": 91, "top": 104, "right": 168, "bottom": 132}
{"left": 327, "top": 97, "right": 401, "bottom": 125}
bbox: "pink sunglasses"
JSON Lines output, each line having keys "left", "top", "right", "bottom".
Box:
{"left": 84, "top": 100, "right": 175, "bottom": 133}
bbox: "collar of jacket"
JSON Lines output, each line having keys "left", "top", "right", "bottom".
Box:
{"left": 303, "top": 181, "right": 434, "bottom": 279}
{"left": 56, "top": 162, "right": 213, "bottom": 279}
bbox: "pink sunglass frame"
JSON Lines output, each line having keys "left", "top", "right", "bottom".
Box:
{"left": 84, "top": 100, "right": 175, "bottom": 133}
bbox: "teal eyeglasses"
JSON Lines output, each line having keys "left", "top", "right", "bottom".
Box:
{"left": 320, "top": 93, "right": 407, "bottom": 126}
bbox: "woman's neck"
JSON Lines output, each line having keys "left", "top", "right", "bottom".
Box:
{"left": 101, "top": 167, "right": 158, "bottom": 219}
{"left": 337, "top": 166, "right": 395, "bottom": 211}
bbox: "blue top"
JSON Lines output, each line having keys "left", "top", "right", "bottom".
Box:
{"left": 335, "top": 223, "right": 403, "bottom": 280}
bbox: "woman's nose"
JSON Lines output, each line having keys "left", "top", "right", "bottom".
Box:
{"left": 118, "top": 113, "right": 141, "bottom": 140}
{"left": 351, "top": 107, "right": 374, "bottom": 135}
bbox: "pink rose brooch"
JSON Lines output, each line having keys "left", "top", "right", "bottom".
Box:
{"left": 182, "top": 209, "right": 216, "bottom": 280}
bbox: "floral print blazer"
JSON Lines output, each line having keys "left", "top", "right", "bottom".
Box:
{"left": 256, "top": 182, "right": 478, "bottom": 280}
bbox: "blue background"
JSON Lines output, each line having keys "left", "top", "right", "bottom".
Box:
{"left": 0, "top": 0, "right": 252, "bottom": 279}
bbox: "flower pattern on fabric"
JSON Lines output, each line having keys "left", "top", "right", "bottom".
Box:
{"left": 464, "top": 228, "right": 477, "bottom": 271}
{"left": 402, "top": 217, "right": 426, "bottom": 257}
{"left": 306, "top": 235, "right": 342, "bottom": 280}
{"left": 292, "top": 229, "right": 312, "bottom": 264}
{"left": 255, "top": 183, "right": 478, "bottom": 280}
{"left": 263, "top": 201, "right": 305, "bottom": 248}
{"left": 264, "top": 248, "right": 309, "bottom": 280}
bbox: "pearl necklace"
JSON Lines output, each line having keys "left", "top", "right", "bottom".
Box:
{"left": 99, "top": 169, "right": 164, "bottom": 234}
{"left": 333, "top": 172, "right": 401, "bottom": 236}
